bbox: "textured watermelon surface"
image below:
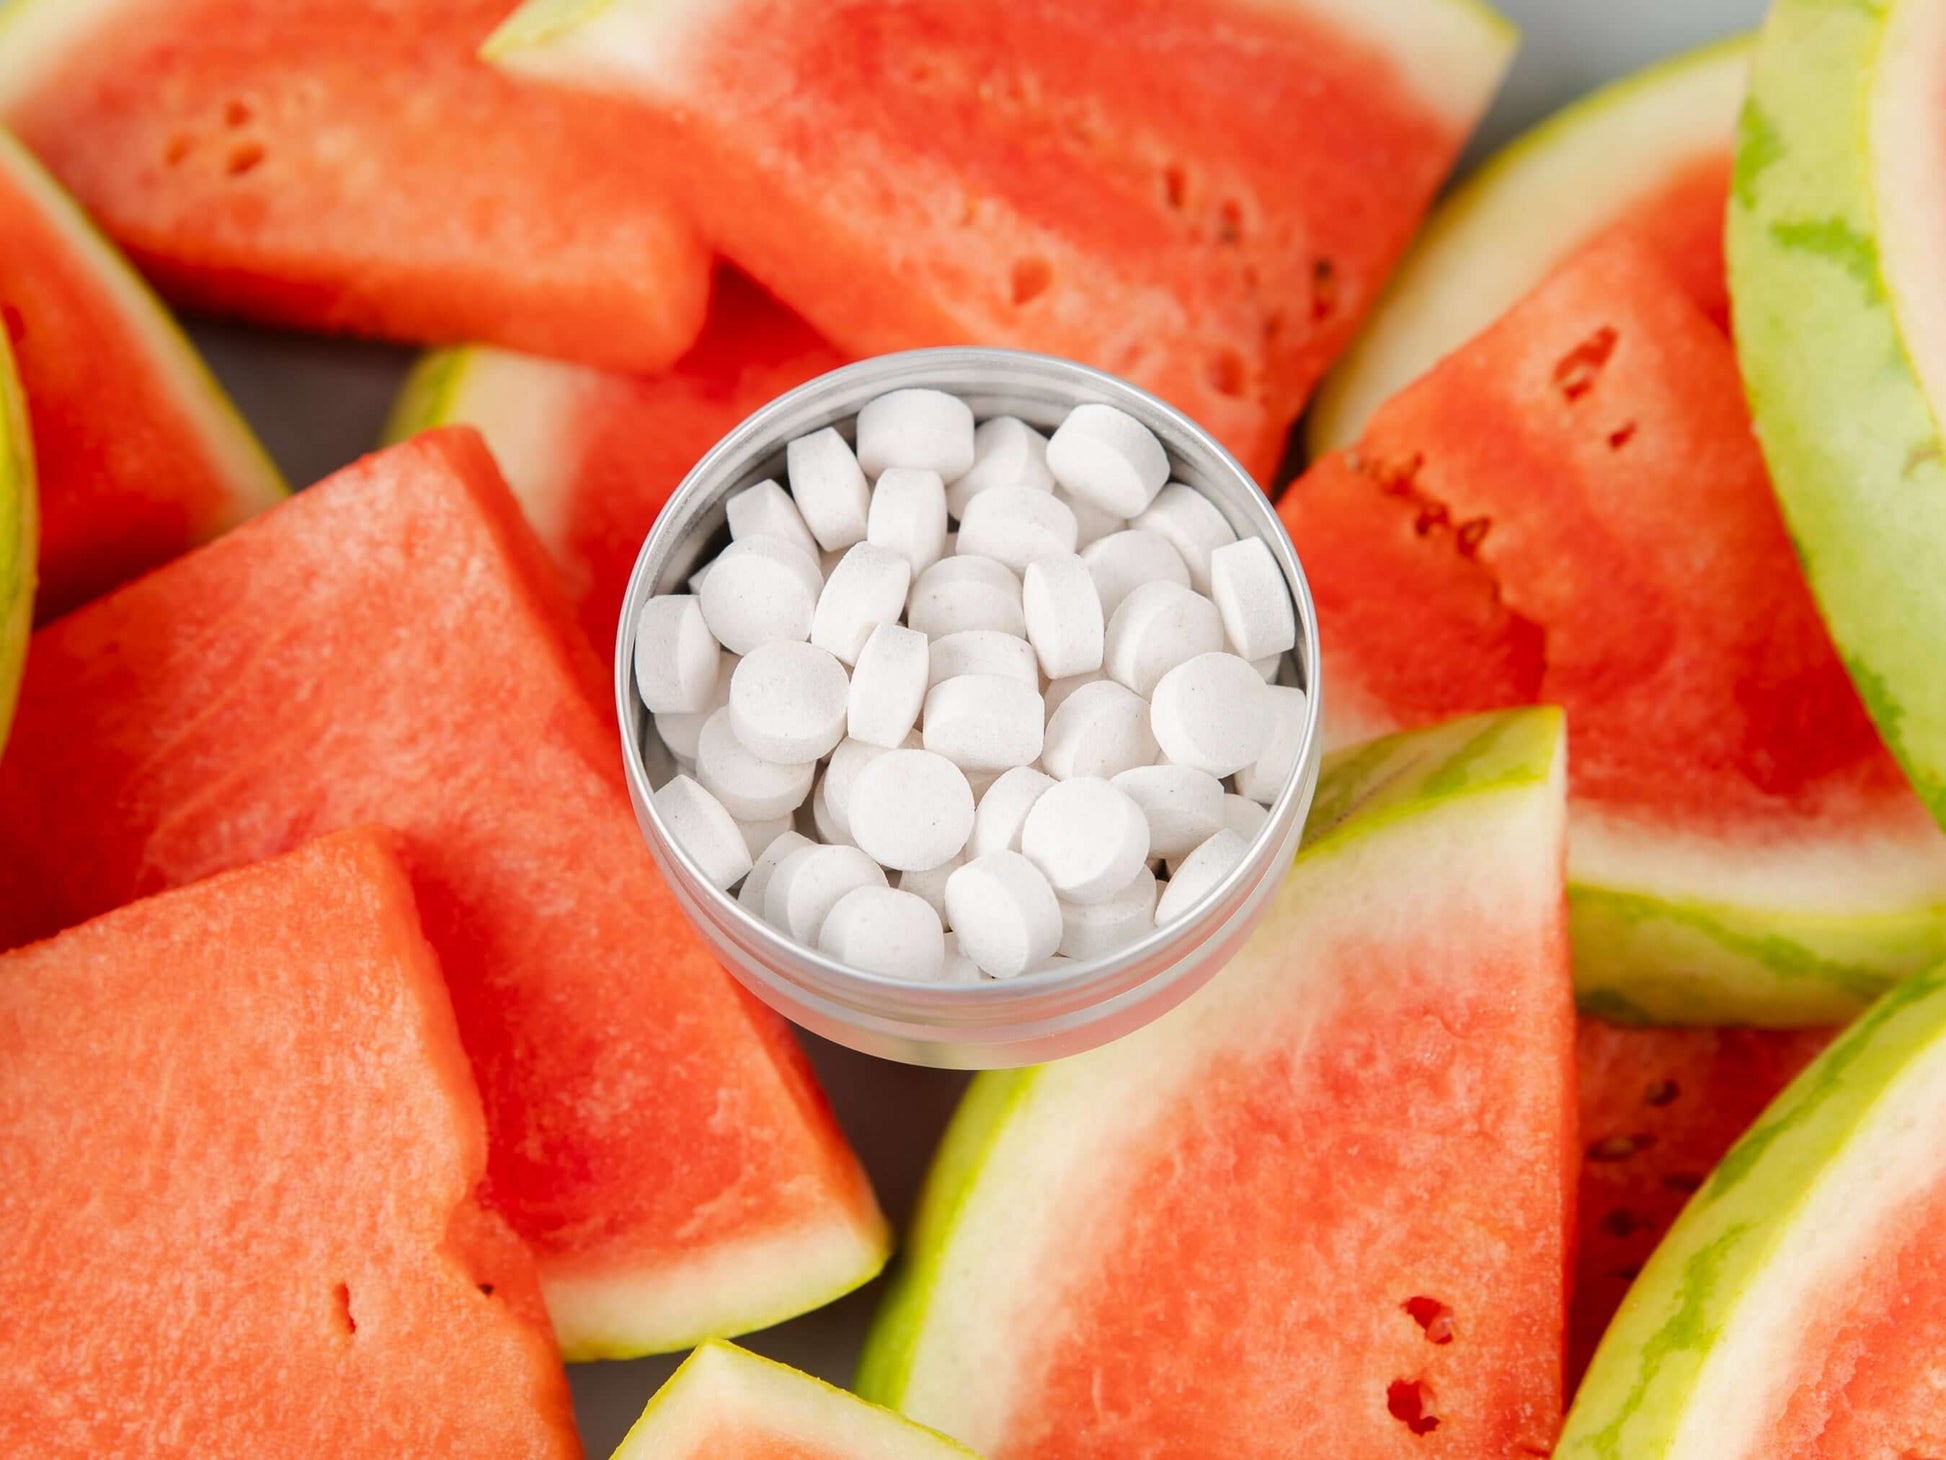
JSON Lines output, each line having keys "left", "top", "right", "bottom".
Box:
{"left": 0, "top": 430, "right": 886, "bottom": 1360}
{"left": 0, "top": 0, "right": 709, "bottom": 371}
{"left": 1280, "top": 234, "right": 1946, "bottom": 1024}
{"left": 614, "top": 1343, "right": 979, "bottom": 1460}
{"left": 859, "top": 709, "right": 1574, "bottom": 1458}
{"left": 1309, "top": 35, "right": 1745, "bottom": 455}
{"left": 389, "top": 269, "right": 845, "bottom": 659}
{"left": 1731, "top": 0, "right": 1946, "bottom": 832}
{"left": 1570, "top": 1018, "right": 1833, "bottom": 1389}
{"left": 0, "top": 328, "right": 30, "bottom": 759}
{"left": 0, "top": 125, "right": 281, "bottom": 623}
{"left": 1560, "top": 959, "right": 1946, "bottom": 1458}
{"left": 0, "top": 829, "right": 580, "bottom": 1458}
{"left": 490, "top": 0, "right": 1514, "bottom": 482}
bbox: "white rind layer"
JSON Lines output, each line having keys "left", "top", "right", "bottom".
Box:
{"left": 617, "top": 1343, "right": 979, "bottom": 1457}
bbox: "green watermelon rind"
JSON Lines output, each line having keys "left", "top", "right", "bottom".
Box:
{"left": 0, "top": 329, "right": 34, "bottom": 759}
{"left": 0, "top": 126, "right": 286, "bottom": 530}
{"left": 384, "top": 348, "right": 475, "bottom": 449}
{"left": 1730, "top": 0, "right": 1946, "bottom": 829}
{"left": 1569, "top": 883, "right": 1943, "bottom": 1027}
{"left": 1310, "top": 31, "right": 1750, "bottom": 455}
{"left": 1557, "top": 954, "right": 1946, "bottom": 1456}
{"left": 856, "top": 705, "right": 1567, "bottom": 1409}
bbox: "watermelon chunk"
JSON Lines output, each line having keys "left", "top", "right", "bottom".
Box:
{"left": 0, "top": 124, "right": 282, "bottom": 623}
{"left": 0, "top": 430, "right": 887, "bottom": 1360}
{"left": 1280, "top": 235, "right": 1946, "bottom": 1025}
{"left": 0, "top": 330, "right": 30, "bottom": 757}
{"left": 487, "top": 0, "right": 1515, "bottom": 481}
{"left": 858, "top": 708, "right": 1575, "bottom": 1457}
{"left": 1731, "top": 0, "right": 1946, "bottom": 832}
{"left": 388, "top": 269, "right": 846, "bottom": 659}
{"left": 0, "top": 829, "right": 580, "bottom": 1457}
{"left": 613, "top": 1343, "right": 979, "bottom": 1459}
{"left": 1310, "top": 35, "right": 1747, "bottom": 454}
{"left": 1570, "top": 1018, "right": 1834, "bottom": 1389}
{"left": 0, "top": 0, "right": 710, "bottom": 371}
{"left": 1559, "top": 960, "right": 1946, "bottom": 1458}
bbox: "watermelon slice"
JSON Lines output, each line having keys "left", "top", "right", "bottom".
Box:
{"left": 1559, "top": 959, "right": 1946, "bottom": 1458}
{"left": 1279, "top": 235, "right": 1946, "bottom": 1026}
{"left": 857, "top": 708, "right": 1575, "bottom": 1457}
{"left": 0, "top": 329, "right": 31, "bottom": 758}
{"left": 0, "top": 124, "right": 282, "bottom": 624}
{"left": 613, "top": 1343, "right": 978, "bottom": 1459}
{"left": 486, "top": 0, "right": 1516, "bottom": 481}
{"left": 1309, "top": 35, "right": 1747, "bottom": 455}
{"left": 0, "top": 0, "right": 710, "bottom": 372}
{"left": 0, "top": 429, "right": 887, "bottom": 1360}
{"left": 0, "top": 829, "right": 580, "bottom": 1456}
{"left": 387, "top": 269, "right": 845, "bottom": 659}
{"left": 1731, "top": 0, "right": 1946, "bottom": 832}
{"left": 1570, "top": 1018, "right": 1834, "bottom": 1390}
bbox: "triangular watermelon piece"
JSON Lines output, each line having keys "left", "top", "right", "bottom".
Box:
{"left": 1280, "top": 234, "right": 1946, "bottom": 1025}
{"left": 0, "top": 0, "right": 710, "bottom": 372}
{"left": 0, "top": 829, "right": 580, "bottom": 1456}
{"left": 0, "top": 430, "right": 887, "bottom": 1360}
{"left": 614, "top": 1343, "right": 980, "bottom": 1459}
{"left": 388, "top": 269, "right": 846, "bottom": 659}
{"left": 1560, "top": 962, "right": 1946, "bottom": 1457}
{"left": 0, "top": 124, "right": 283, "bottom": 623}
{"left": 859, "top": 709, "right": 1575, "bottom": 1457}
{"left": 1570, "top": 1017, "right": 1834, "bottom": 1390}
{"left": 487, "top": 0, "right": 1515, "bottom": 481}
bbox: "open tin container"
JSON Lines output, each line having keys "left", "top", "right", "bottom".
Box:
{"left": 617, "top": 347, "right": 1323, "bottom": 1068}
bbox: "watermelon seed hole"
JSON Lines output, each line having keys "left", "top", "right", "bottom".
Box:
{"left": 224, "top": 99, "right": 252, "bottom": 127}
{"left": 333, "top": 1282, "right": 356, "bottom": 1336}
{"left": 1644, "top": 1078, "right": 1680, "bottom": 1107}
{"left": 1310, "top": 257, "right": 1338, "bottom": 321}
{"left": 478, "top": 1282, "right": 496, "bottom": 1297}
{"left": 1663, "top": 1170, "right": 1705, "bottom": 1195}
{"left": 1600, "top": 1207, "right": 1646, "bottom": 1238}
{"left": 1403, "top": 1296, "right": 1454, "bottom": 1345}
{"left": 1587, "top": 1132, "right": 1655, "bottom": 1162}
{"left": 1161, "top": 164, "right": 1188, "bottom": 211}
{"left": 1607, "top": 421, "right": 1638, "bottom": 450}
{"left": 1010, "top": 257, "right": 1053, "bottom": 307}
{"left": 1386, "top": 1378, "right": 1439, "bottom": 1435}
{"left": 163, "top": 135, "right": 194, "bottom": 167}
{"left": 1553, "top": 326, "right": 1618, "bottom": 402}
{"left": 1206, "top": 350, "right": 1245, "bottom": 399}
{"left": 226, "top": 142, "right": 266, "bottom": 177}
{"left": 1216, "top": 199, "right": 1244, "bottom": 245}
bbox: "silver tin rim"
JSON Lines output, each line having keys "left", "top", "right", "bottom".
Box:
{"left": 616, "top": 347, "right": 1324, "bottom": 1067}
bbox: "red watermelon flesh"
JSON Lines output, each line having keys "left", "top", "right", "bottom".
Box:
{"left": 1768, "top": 1177, "right": 1946, "bottom": 1456}
{"left": 0, "top": 126, "right": 282, "bottom": 623}
{"left": 1571, "top": 1017, "right": 1834, "bottom": 1389}
{"left": 394, "top": 269, "right": 847, "bottom": 659}
{"left": 1597, "top": 156, "right": 1732, "bottom": 333}
{"left": 1280, "top": 234, "right": 1922, "bottom": 844}
{"left": 0, "top": 429, "right": 886, "bottom": 1359}
{"left": 0, "top": 828, "right": 580, "bottom": 1457}
{"left": 0, "top": 0, "right": 710, "bottom": 372}
{"left": 490, "top": 0, "right": 1511, "bottom": 481}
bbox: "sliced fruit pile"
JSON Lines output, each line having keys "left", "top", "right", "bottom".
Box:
{"left": 3, "top": 0, "right": 1946, "bottom": 1453}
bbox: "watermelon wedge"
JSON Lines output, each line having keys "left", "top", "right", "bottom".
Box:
{"left": 1731, "top": 0, "right": 1946, "bottom": 832}
{"left": 1558, "top": 959, "right": 1946, "bottom": 1458}
{"left": 858, "top": 708, "right": 1575, "bottom": 1457}
{"left": 0, "top": 829, "right": 580, "bottom": 1457}
{"left": 1279, "top": 235, "right": 1946, "bottom": 1026}
{"left": 1570, "top": 1018, "right": 1833, "bottom": 1390}
{"left": 486, "top": 0, "right": 1516, "bottom": 481}
{"left": 1309, "top": 35, "right": 1747, "bottom": 455}
{"left": 0, "top": 124, "right": 282, "bottom": 624}
{"left": 613, "top": 1343, "right": 979, "bottom": 1459}
{"left": 0, "top": 0, "right": 710, "bottom": 371}
{"left": 388, "top": 269, "right": 845, "bottom": 658}
{"left": 0, "top": 330, "right": 31, "bottom": 758}
{"left": 0, "top": 429, "right": 887, "bottom": 1360}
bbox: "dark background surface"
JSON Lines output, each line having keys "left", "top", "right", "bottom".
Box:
{"left": 178, "top": 0, "right": 1763, "bottom": 1446}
